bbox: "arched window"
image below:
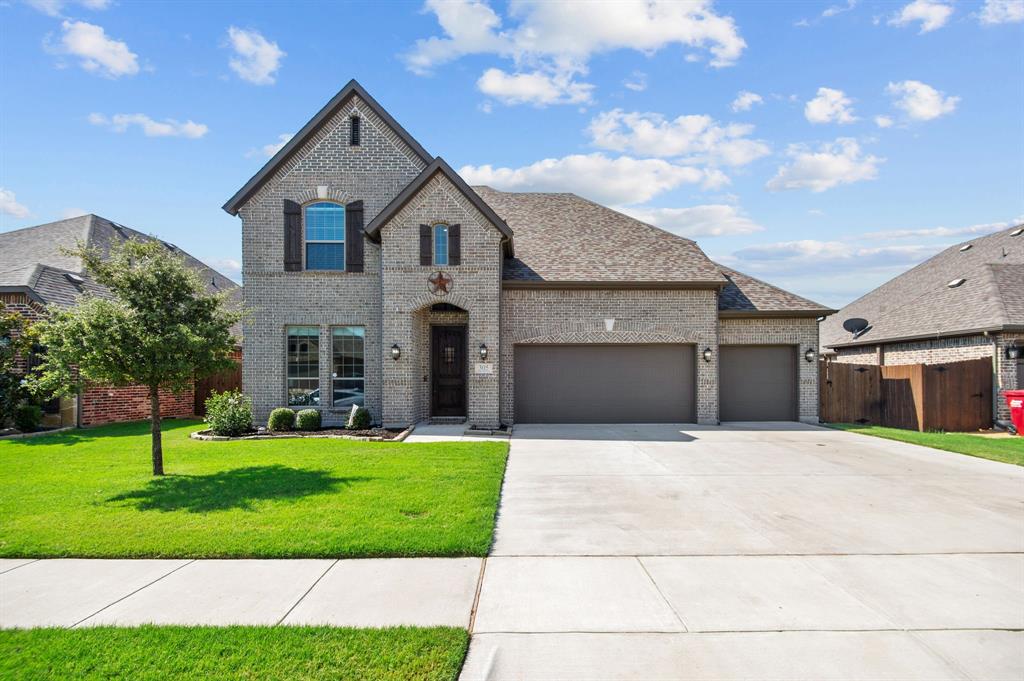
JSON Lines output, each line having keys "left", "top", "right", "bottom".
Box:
{"left": 304, "top": 202, "right": 345, "bottom": 270}
{"left": 433, "top": 223, "right": 449, "bottom": 266}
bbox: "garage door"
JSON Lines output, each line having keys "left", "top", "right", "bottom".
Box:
{"left": 514, "top": 344, "right": 695, "bottom": 423}
{"left": 720, "top": 345, "right": 797, "bottom": 421}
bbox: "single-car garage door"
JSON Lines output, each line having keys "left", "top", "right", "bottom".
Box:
{"left": 720, "top": 345, "right": 797, "bottom": 421}
{"left": 514, "top": 344, "right": 695, "bottom": 423}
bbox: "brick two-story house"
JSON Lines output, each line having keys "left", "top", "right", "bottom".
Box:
{"left": 224, "top": 80, "right": 833, "bottom": 430}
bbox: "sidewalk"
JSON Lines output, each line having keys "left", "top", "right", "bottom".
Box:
{"left": 0, "top": 557, "right": 480, "bottom": 629}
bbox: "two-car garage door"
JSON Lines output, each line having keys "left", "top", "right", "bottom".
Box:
{"left": 513, "top": 343, "right": 798, "bottom": 423}
{"left": 514, "top": 344, "right": 696, "bottom": 423}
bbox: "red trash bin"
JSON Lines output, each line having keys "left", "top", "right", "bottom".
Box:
{"left": 1006, "top": 390, "right": 1024, "bottom": 435}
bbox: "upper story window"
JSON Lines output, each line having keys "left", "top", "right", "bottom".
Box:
{"left": 433, "top": 224, "right": 449, "bottom": 266}
{"left": 304, "top": 202, "right": 345, "bottom": 270}
{"left": 349, "top": 116, "right": 361, "bottom": 146}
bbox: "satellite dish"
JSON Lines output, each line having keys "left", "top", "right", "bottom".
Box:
{"left": 843, "top": 318, "right": 869, "bottom": 334}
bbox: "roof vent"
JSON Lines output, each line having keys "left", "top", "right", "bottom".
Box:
{"left": 110, "top": 223, "right": 128, "bottom": 238}
{"left": 947, "top": 278, "right": 966, "bottom": 288}
{"left": 959, "top": 244, "right": 972, "bottom": 252}
{"left": 65, "top": 273, "right": 85, "bottom": 285}
{"left": 161, "top": 241, "right": 177, "bottom": 251}
{"left": 1010, "top": 227, "right": 1023, "bottom": 237}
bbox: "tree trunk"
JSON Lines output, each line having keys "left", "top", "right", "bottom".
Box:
{"left": 149, "top": 384, "right": 164, "bottom": 476}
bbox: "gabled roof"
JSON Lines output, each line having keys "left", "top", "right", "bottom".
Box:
{"left": 717, "top": 266, "right": 835, "bottom": 318}
{"left": 474, "top": 187, "right": 728, "bottom": 287}
{"left": 821, "top": 224, "right": 1024, "bottom": 349}
{"left": 222, "top": 79, "right": 433, "bottom": 215}
{"left": 365, "top": 158, "right": 514, "bottom": 256}
{"left": 0, "top": 214, "right": 242, "bottom": 338}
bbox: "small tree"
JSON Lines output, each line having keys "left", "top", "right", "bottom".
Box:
{"left": 28, "top": 240, "right": 241, "bottom": 475}
{"left": 0, "top": 303, "right": 32, "bottom": 427}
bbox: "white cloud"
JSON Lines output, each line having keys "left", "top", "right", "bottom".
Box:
{"left": 823, "top": 0, "right": 859, "bottom": 18}
{"left": 617, "top": 204, "right": 764, "bottom": 237}
{"left": 27, "top": 0, "right": 110, "bottom": 17}
{"left": 766, "top": 138, "right": 883, "bottom": 193}
{"left": 405, "top": 0, "right": 746, "bottom": 105}
{"left": 886, "top": 80, "right": 959, "bottom": 120}
{"left": 89, "top": 112, "right": 209, "bottom": 138}
{"left": 731, "top": 90, "right": 763, "bottom": 112}
{"left": 248, "top": 133, "right": 293, "bottom": 158}
{"left": 874, "top": 115, "right": 894, "bottom": 128}
{"left": 209, "top": 258, "right": 242, "bottom": 282}
{"left": 60, "top": 207, "right": 89, "bottom": 219}
{"left": 587, "top": 109, "right": 770, "bottom": 167}
{"left": 732, "top": 239, "right": 939, "bottom": 272}
{"left": 804, "top": 87, "right": 857, "bottom": 124}
{"left": 55, "top": 20, "right": 138, "bottom": 78}
{"left": 0, "top": 188, "right": 31, "bottom": 219}
{"left": 623, "top": 71, "right": 647, "bottom": 92}
{"left": 861, "top": 217, "right": 1024, "bottom": 240}
{"left": 477, "top": 67, "right": 593, "bottom": 106}
{"left": 226, "top": 27, "right": 285, "bottom": 85}
{"left": 888, "top": 0, "right": 954, "bottom": 33}
{"left": 979, "top": 0, "right": 1024, "bottom": 24}
{"left": 459, "top": 153, "right": 710, "bottom": 205}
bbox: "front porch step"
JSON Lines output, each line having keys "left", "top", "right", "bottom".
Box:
{"left": 427, "top": 417, "right": 467, "bottom": 425}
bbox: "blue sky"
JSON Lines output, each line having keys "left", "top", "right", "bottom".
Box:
{"left": 1, "top": 0, "right": 1022, "bottom": 308}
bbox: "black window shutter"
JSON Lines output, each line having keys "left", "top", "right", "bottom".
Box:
{"left": 283, "top": 199, "right": 302, "bottom": 271}
{"left": 448, "top": 223, "right": 461, "bottom": 266}
{"left": 419, "top": 224, "right": 432, "bottom": 266}
{"left": 345, "top": 200, "right": 364, "bottom": 272}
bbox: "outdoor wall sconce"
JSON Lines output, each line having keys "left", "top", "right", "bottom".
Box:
{"left": 805, "top": 348, "right": 817, "bottom": 362}
{"left": 479, "top": 343, "right": 488, "bottom": 360}
{"left": 702, "top": 347, "right": 713, "bottom": 362}
{"left": 1008, "top": 344, "right": 1020, "bottom": 360}
{"left": 391, "top": 344, "right": 401, "bottom": 361}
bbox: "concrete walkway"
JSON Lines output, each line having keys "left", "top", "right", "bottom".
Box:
{"left": 0, "top": 558, "right": 480, "bottom": 629}
{"left": 460, "top": 423, "right": 1024, "bottom": 681}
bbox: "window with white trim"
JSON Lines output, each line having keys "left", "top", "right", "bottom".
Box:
{"left": 332, "top": 326, "right": 365, "bottom": 408}
{"left": 304, "top": 202, "right": 345, "bottom": 270}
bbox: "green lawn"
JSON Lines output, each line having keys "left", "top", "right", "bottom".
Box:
{"left": 829, "top": 423, "right": 1024, "bottom": 466}
{"left": 0, "top": 626, "right": 468, "bottom": 681}
{"left": 0, "top": 419, "right": 508, "bottom": 558}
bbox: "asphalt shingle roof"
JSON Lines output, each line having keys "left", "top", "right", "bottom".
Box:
{"left": 472, "top": 186, "right": 829, "bottom": 315}
{"left": 474, "top": 187, "right": 726, "bottom": 285}
{"left": 821, "top": 225, "right": 1024, "bottom": 348}
{"left": 0, "top": 214, "right": 242, "bottom": 339}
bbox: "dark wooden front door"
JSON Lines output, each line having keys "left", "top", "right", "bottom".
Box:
{"left": 431, "top": 325, "right": 467, "bottom": 417}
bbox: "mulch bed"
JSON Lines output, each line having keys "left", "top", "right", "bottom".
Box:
{"left": 190, "top": 425, "right": 412, "bottom": 442}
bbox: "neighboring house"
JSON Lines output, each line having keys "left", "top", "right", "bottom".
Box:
{"left": 223, "top": 80, "right": 832, "bottom": 429}
{"left": 821, "top": 225, "right": 1024, "bottom": 421}
{"left": 0, "top": 214, "right": 242, "bottom": 427}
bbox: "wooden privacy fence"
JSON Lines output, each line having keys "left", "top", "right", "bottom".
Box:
{"left": 819, "top": 358, "right": 992, "bottom": 432}
{"left": 194, "top": 362, "right": 243, "bottom": 415}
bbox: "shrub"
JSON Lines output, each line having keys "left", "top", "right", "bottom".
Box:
{"left": 14, "top": 403, "right": 42, "bottom": 433}
{"left": 347, "top": 406, "right": 371, "bottom": 430}
{"left": 268, "top": 407, "right": 296, "bottom": 432}
{"left": 204, "top": 390, "right": 252, "bottom": 437}
{"left": 296, "top": 408, "right": 321, "bottom": 431}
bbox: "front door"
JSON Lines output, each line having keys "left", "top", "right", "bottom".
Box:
{"left": 431, "top": 325, "right": 467, "bottom": 417}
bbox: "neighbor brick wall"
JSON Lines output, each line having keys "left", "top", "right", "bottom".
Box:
{"left": 237, "top": 94, "right": 427, "bottom": 426}
{"left": 379, "top": 173, "right": 504, "bottom": 429}
{"left": 500, "top": 288, "right": 719, "bottom": 424}
{"left": 80, "top": 385, "right": 193, "bottom": 426}
{"left": 1, "top": 292, "right": 46, "bottom": 373}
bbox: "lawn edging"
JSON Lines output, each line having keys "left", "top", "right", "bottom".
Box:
{"left": 190, "top": 424, "right": 415, "bottom": 443}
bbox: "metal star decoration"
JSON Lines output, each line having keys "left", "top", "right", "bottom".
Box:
{"left": 428, "top": 271, "right": 453, "bottom": 295}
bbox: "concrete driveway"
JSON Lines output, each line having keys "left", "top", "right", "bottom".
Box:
{"left": 462, "top": 423, "right": 1024, "bottom": 680}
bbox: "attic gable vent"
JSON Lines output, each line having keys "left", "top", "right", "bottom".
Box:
{"left": 947, "top": 278, "right": 966, "bottom": 288}
{"left": 959, "top": 244, "right": 972, "bottom": 252}
{"left": 1011, "top": 227, "right": 1023, "bottom": 237}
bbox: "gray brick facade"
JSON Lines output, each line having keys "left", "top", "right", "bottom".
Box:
{"left": 230, "top": 83, "right": 828, "bottom": 429}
